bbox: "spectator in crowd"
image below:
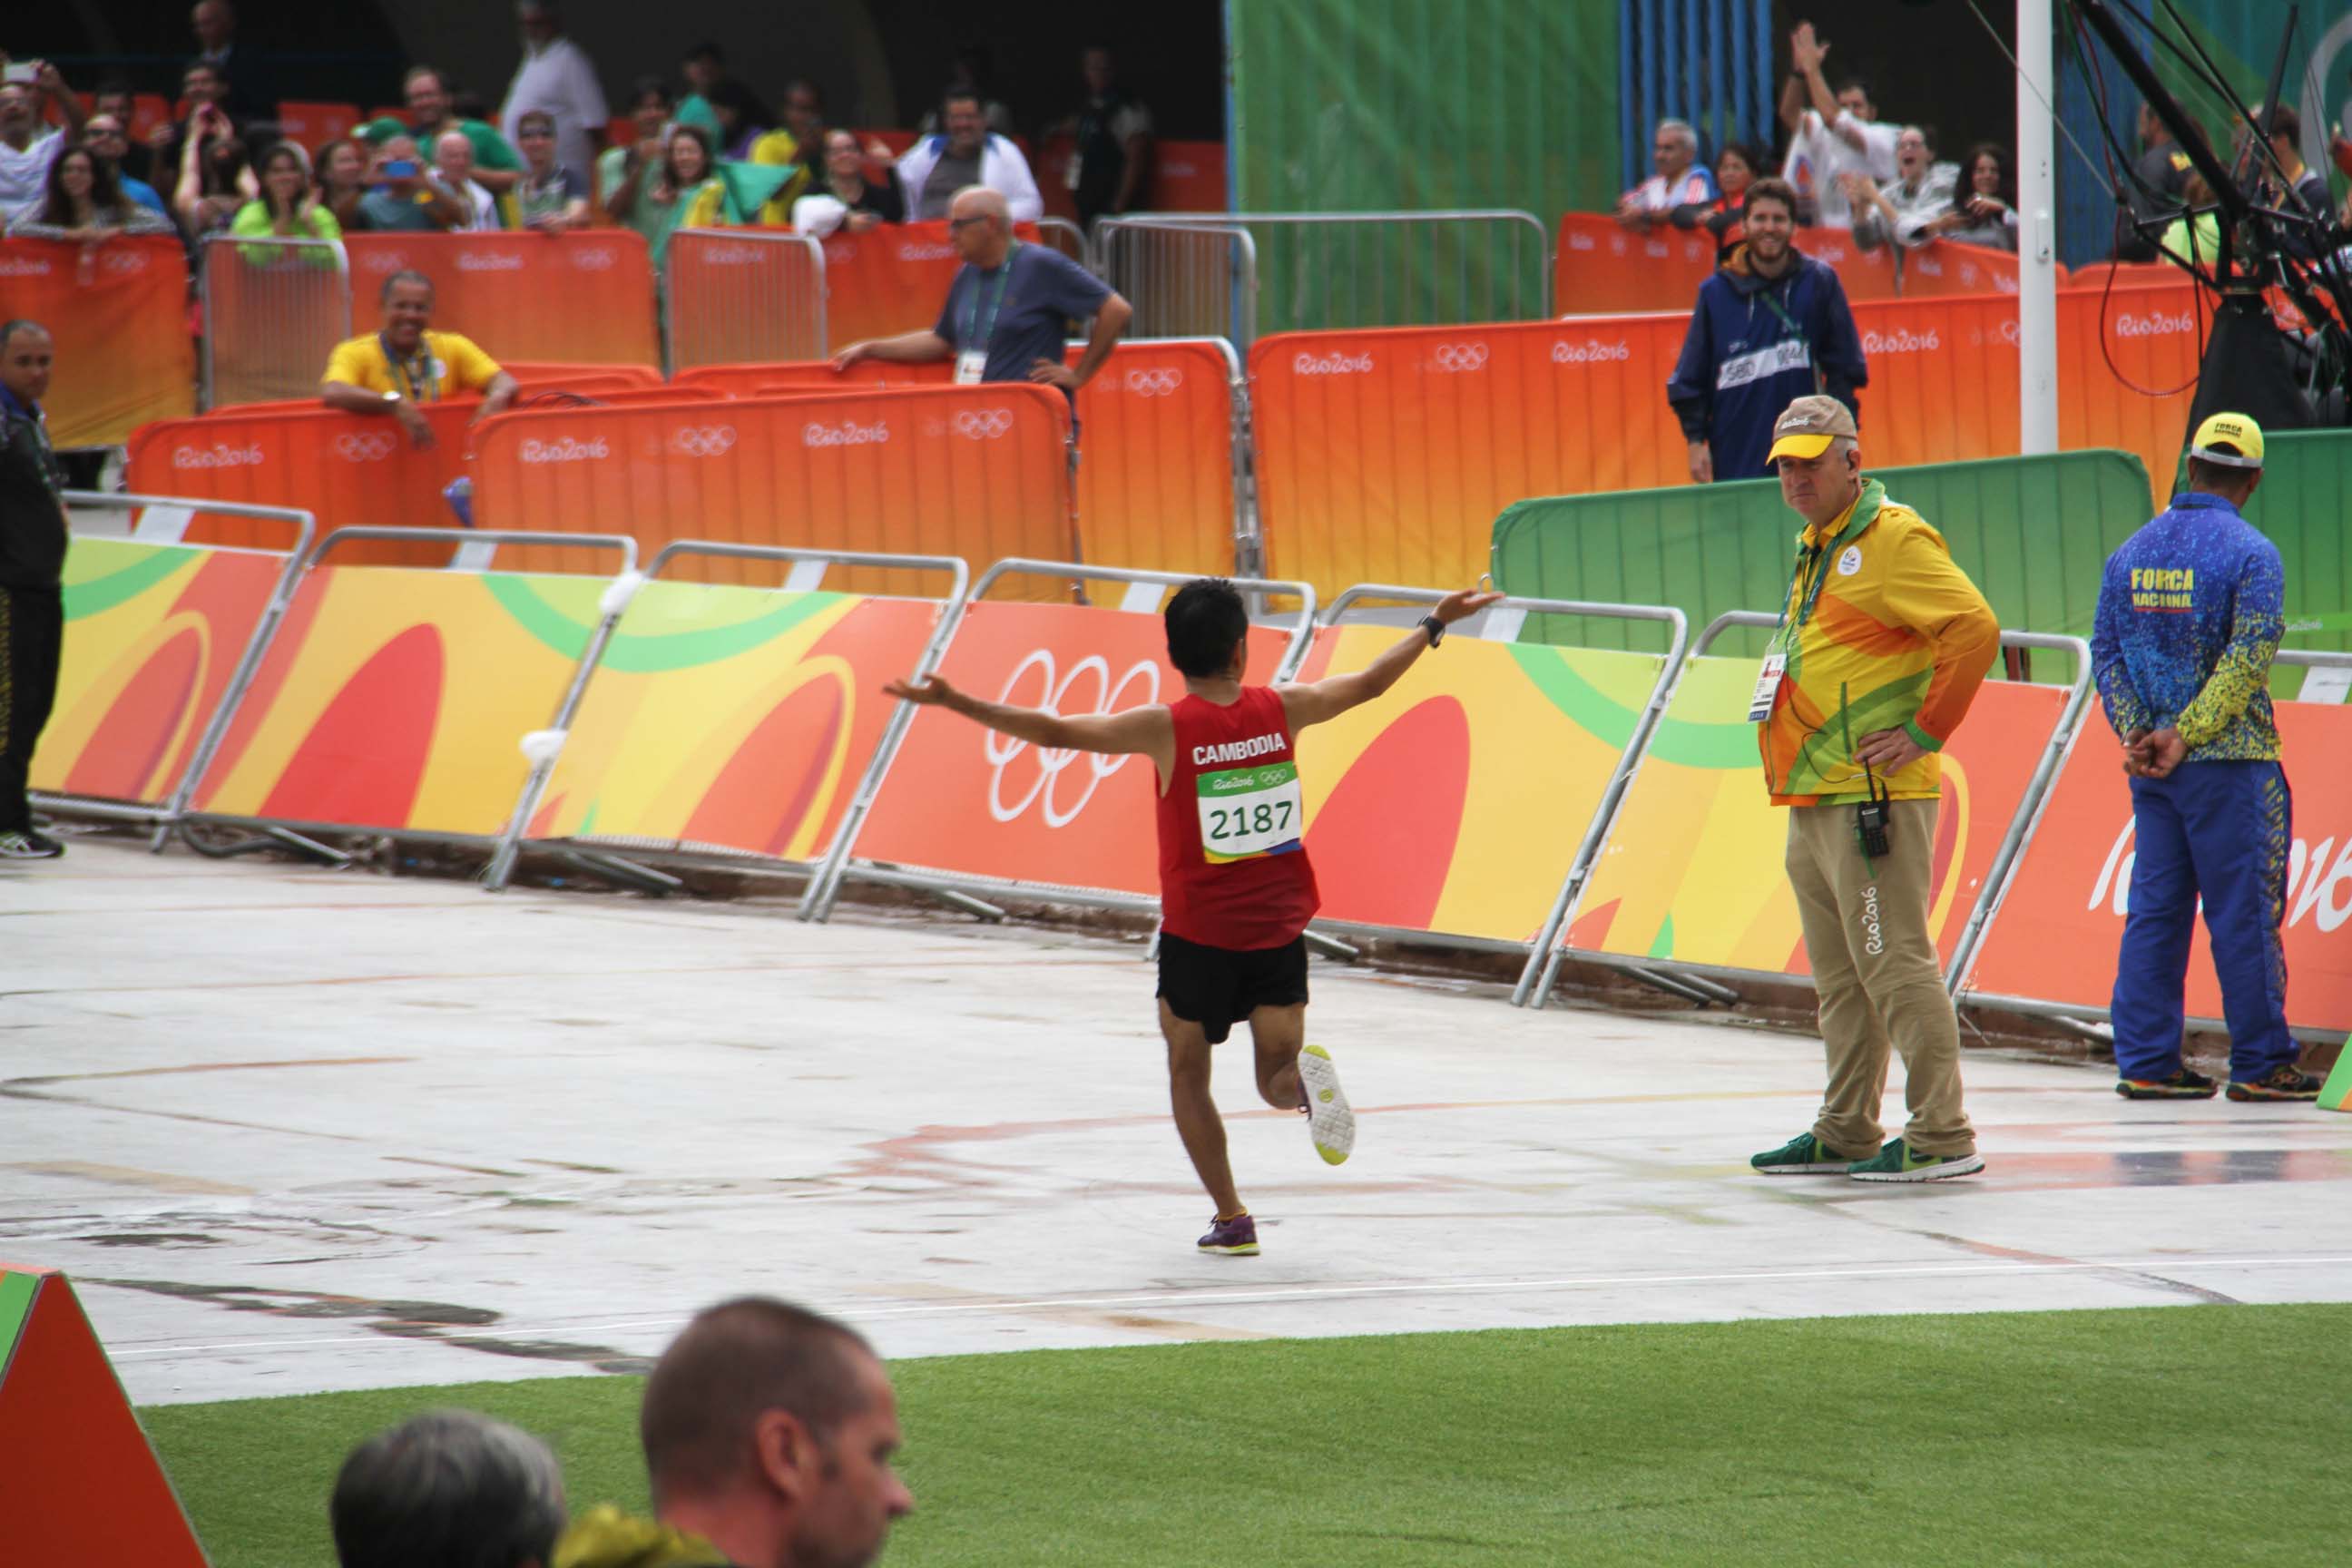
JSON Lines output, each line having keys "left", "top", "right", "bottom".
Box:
{"left": 917, "top": 48, "right": 1015, "bottom": 139}
{"left": 1778, "top": 21, "right": 1896, "bottom": 228}
{"left": 793, "top": 128, "right": 906, "bottom": 238}
{"left": 738, "top": 120, "right": 812, "bottom": 226}
{"left": 0, "top": 63, "right": 83, "bottom": 215}
{"left": 7, "top": 144, "right": 173, "bottom": 242}
{"left": 557, "top": 1298, "right": 913, "bottom": 1568}
{"left": 780, "top": 80, "right": 828, "bottom": 161}
{"left": 1849, "top": 124, "right": 1956, "bottom": 250}
{"left": 1919, "top": 142, "right": 2017, "bottom": 250}
{"left": 597, "top": 76, "right": 671, "bottom": 210}
{"left": 0, "top": 319, "right": 68, "bottom": 862}
{"left": 2159, "top": 171, "right": 2223, "bottom": 270}
{"left": 171, "top": 96, "right": 257, "bottom": 236}
{"left": 361, "top": 67, "right": 523, "bottom": 198}
{"left": 2256, "top": 104, "right": 2335, "bottom": 260}
{"left": 2117, "top": 100, "right": 2196, "bottom": 260}
{"left": 191, "top": 0, "right": 270, "bottom": 120}
{"left": 1667, "top": 177, "right": 1866, "bottom": 484}
{"left": 91, "top": 77, "right": 156, "bottom": 190}
{"left": 513, "top": 111, "right": 589, "bottom": 230}
{"left": 229, "top": 142, "right": 340, "bottom": 262}
{"left": 434, "top": 128, "right": 506, "bottom": 230}
{"left": 676, "top": 42, "right": 767, "bottom": 143}
{"left": 321, "top": 270, "right": 518, "bottom": 448}
{"left": 1616, "top": 118, "right": 1717, "bottom": 231}
{"left": 330, "top": 1409, "right": 564, "bottom": 1568}
{"left": 605, "top": 124, "right": 726, "bottom": 264}
{"left": 315, "top": 137, "right": 374, "bottom": 233}
{"left": 1747, "top": 393, "right": 1998, "bottom": 1182}
{"left": 153, "top": 59, "right": 239, "bottom": 192}
{"left": 355, "top": 136, "right": 467, "bottom": 232}
{"left": 502, "top": 0, "right": 607, "bottom": 191}
{"left": 833, "top": 186, "right": 1132, "bottom": 413}
{"left": 1671, "top": 142, "right": 1757, "bottom": 258}
{"left": 898, "top": 91, "right": 1043, "bottom": 223}
{"left": 2093, "top": 413, "right": 2319, "bottom": 1102}
{"left": 79, "top": 113, "right": 169, "bottom": 218}
{"left": 1063, "top": 45, "right": 1153, "bottom": 228}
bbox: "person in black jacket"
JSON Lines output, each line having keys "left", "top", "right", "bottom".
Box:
{"left": 0, "top": 320, "right": 68, "bottom": 860}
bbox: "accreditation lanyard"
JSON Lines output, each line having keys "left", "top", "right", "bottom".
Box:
{"left": 380, "top": 332, "right": 436, "bottom": 404}
{"left": 1749, "top": 483, "right": 1879, "bottom": 722}
{"left": 958, "top": 242, "right": 1020, "bottom": 354}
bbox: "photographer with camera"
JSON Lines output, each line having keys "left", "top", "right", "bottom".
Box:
{"left": 1744, "top": 395, "right": 2001, "bottom": 1183}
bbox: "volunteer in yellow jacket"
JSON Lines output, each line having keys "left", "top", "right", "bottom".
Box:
{"left": 319, "top": 269, "right": 517, "bottom": 451}
{"left": 1747, "top": 394, "right": 2001, "bottom": 1182}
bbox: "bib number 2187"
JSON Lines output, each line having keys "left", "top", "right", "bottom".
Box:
{"left": 1197, "top": 761, "right": 1305, "bottom": 864}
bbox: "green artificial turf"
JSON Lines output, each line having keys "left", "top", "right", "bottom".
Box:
{"left": 143, "top": 1304, "right": 2350, "bottom": 1566}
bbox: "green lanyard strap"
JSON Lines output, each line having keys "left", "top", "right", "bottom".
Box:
{"left": 1774, "top": 477, "right": 1883, "bottom": 649}
{"left": 959, "top": 242, "right": 1019, "bottom": 352}
{"left": 380, "top": 332, "right": 436, "bottom": 404}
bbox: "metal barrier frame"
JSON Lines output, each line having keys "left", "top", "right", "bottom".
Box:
{"left": 198, "top": 233, "right": 352, "bottom": 412}
{"left": 808, "top": 557, "right": 1319, "bottom": 922}
{"left": 34, "top": 491, "right": 317, "bottom": 839}
{"left": 1951, "top": 646, "right": 2352, "bottom": 1043}
{"left": 1315, "top": 586, "right": 1688, "bottom": 963}
{"left": 1034, "top": 216, "right": 1089, "bottom": 270}
{"left": 1121, "top": 210, "right": 1556, "bottom": 341}
{"left": 475, "top": 538, "right": 970, "bottom": 897}
{"left": 1098, "top": 219, "right": 1259, "bottom": 346}
{"left": 171, "top": 526, "right": 638, "bottom": 853}
{"left": 663, "top": 228, "right": 827, "bottom": 371}
{"left": 1517, "top": 610, "right": 2093, "bottom": 1009}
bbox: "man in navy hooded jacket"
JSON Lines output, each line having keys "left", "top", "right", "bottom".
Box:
{"left": 1667, "top": 177, "right": 1867, "bottom": 483}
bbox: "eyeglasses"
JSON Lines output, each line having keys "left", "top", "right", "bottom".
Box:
{"left": 948, "top": 215, "right": 988, "bottom": 230}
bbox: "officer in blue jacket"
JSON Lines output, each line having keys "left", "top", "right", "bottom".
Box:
{"left": 2092, "top": 412, "right": 2319, "bottom": 1102}
{"left": 1666, "top": 176, "right": 1867, "bottom": 484}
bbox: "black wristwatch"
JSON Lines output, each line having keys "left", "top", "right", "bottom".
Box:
{"left": 1419, "top": 614, "right": 1446, "bottom": 648}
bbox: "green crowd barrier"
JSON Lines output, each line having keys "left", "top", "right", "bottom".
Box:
{"left": 2242, "top": 428, "right": 2352, "bottom": 655}
{"left": 1490, "top": 449, "right": 2157, "bottom": 651}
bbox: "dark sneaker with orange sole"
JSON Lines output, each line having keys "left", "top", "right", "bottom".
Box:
{"left": 1197, "top": 1213, "right": 1259, "bottom": 1255}
{"left": 2117, "top": 1069, "right": 2218, "bottom": 1100}
{"left": 2226, "top": 1064, "right": 2323, "bottom": 1102}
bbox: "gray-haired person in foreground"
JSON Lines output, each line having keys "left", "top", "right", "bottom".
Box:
{"left": 331, "top": 1408, "right": 566, "bottom": 1568}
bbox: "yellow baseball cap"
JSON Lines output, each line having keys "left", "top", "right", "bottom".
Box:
{"left": 2189, "top": 411, "right": 2264, "bottom": 468}
{"left": 1766, "top": 394, "right": 1859, "bottom": 463}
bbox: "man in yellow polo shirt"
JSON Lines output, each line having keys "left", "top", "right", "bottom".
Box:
{"left": 1745, "top": 394, "right": 2002, "bottom": 1183}
{"left": 319, "top": 270, "right": 517, "bottom": 450}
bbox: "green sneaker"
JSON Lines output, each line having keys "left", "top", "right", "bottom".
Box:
{"left": 1749, "top": 1132, "right": 1859, "bottom": 1175}
{"left": 1847, "top": 1138, "right": 1985, "bottom": 1182}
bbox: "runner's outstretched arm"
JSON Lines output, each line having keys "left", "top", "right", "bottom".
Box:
{"left": 1277, "top": 589, "right": 1501, "bottom": 730}
{"left": 885, "top": 674, "right": 1176, "bottom": 766}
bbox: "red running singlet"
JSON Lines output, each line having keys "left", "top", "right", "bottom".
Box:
{"left": 1156, "top": 686, "right": 1320, "bottom": 949}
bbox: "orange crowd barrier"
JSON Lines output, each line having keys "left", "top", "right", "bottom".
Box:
{"left": 680, "top": 340, "right": 1240, "bottom": 575}
{"left": 498, "top": 360, "right": 665, "bottom": 388}
{"left": 3, "top": 236, "right": 193, "bottom": 447}
{"left": 1251, "top": 279, "right": 2203, "bottom": 595}
{"left": 341, "top": 232, "right": 659, "bottom": 367}
{"left": 125, "top": 404, "right": 475, "bottom": 563}
{"left": 1150, "top": 141, "right": 1228, "bottom": 212}
{"left": 1553, "top": 213, "right": 1900, "bottom": 316}
{"left": 1897, "top": 240, "right": 2022, "bottom": 297}
{"left": 276, "top": 100, "right": 360, "bottom": 147}
{"left": 469, "top": 384, "right": 1077, "bottom": 593}
{"left": 818, "top": 220, "right": 1046, "bottom": 350}
{"left": 517, "top": 384, "right": 728, "bottom": 407}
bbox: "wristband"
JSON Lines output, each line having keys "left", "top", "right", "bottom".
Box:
{"left": 1419, "top": 614, "right": 1446, "bottom": 648}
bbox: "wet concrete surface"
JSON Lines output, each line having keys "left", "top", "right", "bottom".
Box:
{"left": 6, "top": 835, "right": 2351, "bottom": 1406}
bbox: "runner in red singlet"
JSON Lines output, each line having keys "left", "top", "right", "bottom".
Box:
{"left": 886, "top": 577, "right": 1498, "bottom": 1255}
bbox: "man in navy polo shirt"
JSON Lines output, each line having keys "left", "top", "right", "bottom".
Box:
{"left": 832, "top": 186, "right": 1133, "bottom": 411}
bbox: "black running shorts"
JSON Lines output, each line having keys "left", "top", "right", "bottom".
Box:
{"left": 1156, "top": 931, "right": 1309, "bottom": 1044}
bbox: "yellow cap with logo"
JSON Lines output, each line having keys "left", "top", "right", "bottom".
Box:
{"left": 1767, "top": 393, "right": 1860, "bottom": 463}
{"left": 2188, "top": 411, "right": 2264, "bottom": 468}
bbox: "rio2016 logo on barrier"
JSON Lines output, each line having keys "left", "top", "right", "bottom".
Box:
{"left": 1124, "top": 368, "right": 1184, "bottom": 396}
{"left": 173, "top": 442, "right": 266, "bottom": 470}
{"left": 361, "top": 251, "right": 407, "bottom": 274}
{"left": 518, "top": 436, "right": 611, "bottom": 464}
{"left": 953, "top": 409, "right": 1014, "bottom": 440}
{"left": 0, "top": 256, "right": 52, "bottom": 277}
{"left": 1551, "top": 338, "right": 1631, "bottom": 364}
{"left": 985, "top": 651, "right": 1161, "bottom": 828}
{"left": 897, "top": 241, "right": 956, "bottom": 262}
{"left": 1292, "top": 350, "right": 1374, "bottom": 376}
{"left": 1431, "top": 343, "right": 1490, "bottom": 372}
{"left": 669, "top": 426, "right": 739, "bottom": 457}
{"left": 1862, "top": 326, "right": 1942, "bottom": 355}
{"left": 699, "top": 244, "right": 765, "bottom": 266}
{"left": 1566, "top": 230, "right": 1596, "bottom": 251}
{"left": 803, "top": 418, "right": 889, "bottom": 447}
{"left": 2088, "top": 817, "right": 2352, "bottom": 931}
{"left": 456, "top": 251, "right": 524, "bottom": 273}
{"left": 334, "top": 432, "right": 396, "bottom": 462}
{"left": 2114, "top": 310, "right": 2194, "bottom": 338}
{"left": 570, "top": 248, "right": 617, "bottom": 270}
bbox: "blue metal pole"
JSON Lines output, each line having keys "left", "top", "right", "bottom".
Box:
{"left": 1658, "top": 0, "right": 1676, "bottom": 138}
{"left": 1753, "top": 0, "right": 1773, "bottom": 152}
{"left": 1638, "top": 0, "right": 1658, "bottom": 194}
{"left": 1621, "top": 0, "right": 1640, "bottom": 192}
{"left": 1681, "top": 0, "right": 1700, "bottom": 142}
{"left": 1708, "top": 0, "right": 1726, "bottom": 158}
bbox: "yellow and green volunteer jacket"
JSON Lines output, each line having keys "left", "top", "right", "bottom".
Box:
{"left": 1759, "top": 477, "right": 2001, "bottom": 806}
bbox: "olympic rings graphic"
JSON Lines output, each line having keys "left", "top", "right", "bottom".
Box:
{"left": 1124, "top": 368, "right": 1184, "bottom": 396}
{"left": 985, "top": 651, "right": 1161, "bottom": 828}
{"left": 1431, "top": 343, "right": 1490, "bottom": 372}
{"left": 334, "top": 432, "right": 396, "bottom": 461}
{"left": 953, "top": 409, "right": 1014, "bottom": 439}
{"left": 669, "top": 426, "right": 740, "bottom": 456}
{"left": 570, "top": 248, "right": 617, "bottom": 270}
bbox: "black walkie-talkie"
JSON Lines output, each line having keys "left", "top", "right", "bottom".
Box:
{"left": 1856, "top": 766, "right": 1892, "bottom": 860}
